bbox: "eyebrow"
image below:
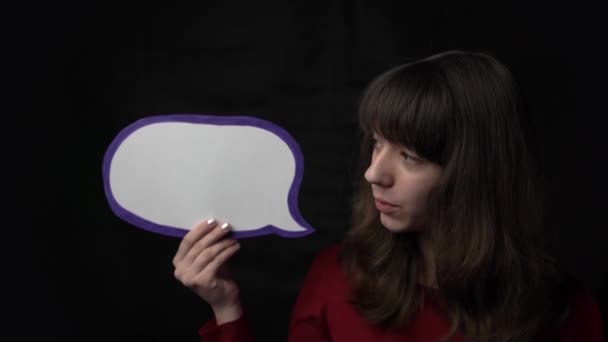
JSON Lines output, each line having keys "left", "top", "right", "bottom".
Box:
{"left": 373, "top": 134, "right": 421, "bottom": 157}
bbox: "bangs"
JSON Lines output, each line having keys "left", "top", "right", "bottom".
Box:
{"left": 358, "top": 60, "right": 452, "bottom": 165}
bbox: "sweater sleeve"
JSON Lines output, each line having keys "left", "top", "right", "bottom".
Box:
{"left": 198, "top": 314, "right": 254, "bottom": 342}
{"left": 287, "top": 246, "right": 338, "bottom": 342}
{"left": 556, "top": 289, "right": 604, "bottom": 341}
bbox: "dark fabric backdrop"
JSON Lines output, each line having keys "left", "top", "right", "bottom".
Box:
{"left": 6, "top": 1, "right": 606, "bottom": 341}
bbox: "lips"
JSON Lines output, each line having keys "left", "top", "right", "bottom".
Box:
{"left": 374, "top": 197, "right": 399, "bottom": 213}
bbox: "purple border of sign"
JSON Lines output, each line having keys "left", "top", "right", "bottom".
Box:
{"left": 102, "top": 114, "right": 315, "bottom": 239}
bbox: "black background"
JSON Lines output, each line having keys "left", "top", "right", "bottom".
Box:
{"left": 6, "top": 1, "right": 607, "bottom": 341}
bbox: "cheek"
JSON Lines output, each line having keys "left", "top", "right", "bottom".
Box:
{"left": 396, "top": 178, "right": 436, "bottom": 214}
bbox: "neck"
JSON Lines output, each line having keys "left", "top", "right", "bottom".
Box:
{"left": 416, "top": 232, "right": 438, "bottom": 288}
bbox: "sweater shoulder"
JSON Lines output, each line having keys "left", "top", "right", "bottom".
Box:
{"left": 304, "top": 243, "right": 345, "bottom": 286}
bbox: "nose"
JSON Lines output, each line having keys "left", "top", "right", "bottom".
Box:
{"left": 364, "top": 148, "right": 394, "bottom": 188}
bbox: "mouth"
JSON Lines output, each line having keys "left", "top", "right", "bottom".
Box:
{"left": 374, "top": 197, "right": 400, "bottom": 213}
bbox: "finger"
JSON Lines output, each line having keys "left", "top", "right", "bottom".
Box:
{"left": 188, "top": 238, "right": 238, "bottom": 276}
{"left": 182, "top": 222, "right": 232, "bottom": 265}
{"left": 199, "top": 242, "right": 241, "bottom": 279}
{"left": 174, "top": 218, "right": 217, "bottom": 265}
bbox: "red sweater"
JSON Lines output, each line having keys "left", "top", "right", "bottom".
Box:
{"left": 199, "top": 244, "right": 603, "bottom": 341}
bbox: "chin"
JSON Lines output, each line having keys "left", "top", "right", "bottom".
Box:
{"left": 380, "top": 213, "right": 412, "bottom": 233}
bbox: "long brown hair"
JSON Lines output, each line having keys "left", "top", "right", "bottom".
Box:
{"left": 339, "top": 50, "right": 575, "bottom": 341}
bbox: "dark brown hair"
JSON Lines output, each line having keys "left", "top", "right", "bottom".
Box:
{"left": 339, "top": 50, "right": 574, "bottom": 341}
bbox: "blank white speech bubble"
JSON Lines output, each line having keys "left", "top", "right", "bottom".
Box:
{"left": 102, "top": 114, "right": 315, "bottom": 239}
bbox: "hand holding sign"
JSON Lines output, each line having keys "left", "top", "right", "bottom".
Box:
{"left": 172, "top": 218, "right": 243, "bottom": 323}
{"left": 102, "top": 114, "right": 314, "bottom": 239}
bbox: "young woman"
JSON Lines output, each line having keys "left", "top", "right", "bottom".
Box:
{"left": 172, "top": 50, "right": 603, "bottom": 342}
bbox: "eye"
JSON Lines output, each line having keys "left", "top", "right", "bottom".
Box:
{"left": 400, "top": 151, "right": 419, "bottom": 163}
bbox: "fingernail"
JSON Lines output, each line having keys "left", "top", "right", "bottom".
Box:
{"left": 207, "top": 218, "right": 217, "bottom": 226}
{"left": 220, "top": 222, "right": 231, "bottom": 230}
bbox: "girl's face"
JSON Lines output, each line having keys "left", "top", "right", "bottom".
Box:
{"left": 365, "top": 134, "right": 443, "bottom": 233}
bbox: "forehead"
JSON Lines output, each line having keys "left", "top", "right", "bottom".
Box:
{"left": 372, "top": 132, "right": 419, "bottom": 154}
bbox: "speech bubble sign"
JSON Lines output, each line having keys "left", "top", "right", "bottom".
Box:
{"left": 102, "top": 114, "right": 315, "bottom": 239}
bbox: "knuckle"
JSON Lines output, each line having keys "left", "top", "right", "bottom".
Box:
{"left": 174, "top": 268, "right": 185, "bottom": 281}
{"left": 214, "top": 251, "right": 227, "bottom": 264}
{"left": 182, "top": 275, "right": 198, "bottom": 288}
{"left": 209, "top": 244, "right": 223, "bottom": 256}
{"left": 198, "top": 275, "right": 215, "bottom": 289}
{"left": 210, "top": 228, "right": 224, "bottom": 240}
{"left": 220, "top": 239, "right": 234, "bottom": 248}
{"left": 183, "top": 236, "right": 196, "bottom": 246}
{"left": 205, "top": 278, "right": 218, "bottom": 289}
{"left": 199, "top": 248, "right": 213, "bottom": 261}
